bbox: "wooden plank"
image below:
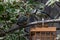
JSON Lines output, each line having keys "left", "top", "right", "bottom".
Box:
{"left": 30, "top": 27, "right": 56, "bottom": 32}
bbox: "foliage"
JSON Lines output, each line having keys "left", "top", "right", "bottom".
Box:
{"left": 0, "top": 1, "right": 23, "bottom": 40}
{"left": 0, "top": 1, "right": 42, "bottom": 40}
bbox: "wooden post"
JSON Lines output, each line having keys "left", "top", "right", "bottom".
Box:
{"left": 50, "top": 32, "right": 51, "bottom": 40}
{"left": 30, "top": 32, "right": 31, "bottom": 40}
{"left": 35, "top": 32, "right": 36, "bottom": 40}
{"left": 45, "top": 32, "right": 46, "bottom": 40}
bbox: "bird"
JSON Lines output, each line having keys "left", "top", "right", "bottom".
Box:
{"left": 17, "top": 15, "right": 28, "bottom": 26}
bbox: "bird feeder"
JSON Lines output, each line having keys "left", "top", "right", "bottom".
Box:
{"left": 30, "top": 19, "right": 56, "bottom": 40}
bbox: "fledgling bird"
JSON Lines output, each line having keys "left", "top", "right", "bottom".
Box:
{"left": 17, "top": 15, "right": 28, "bottom": 27}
